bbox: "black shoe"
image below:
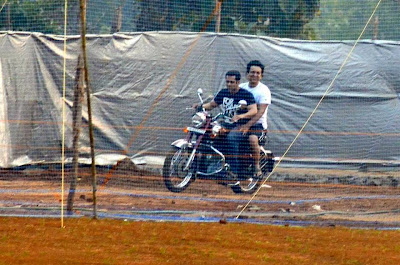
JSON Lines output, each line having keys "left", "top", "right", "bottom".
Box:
{"left": 254, "top": 168, "right": 263, "bottom": 179}
{"left": 226, "top": 171, "right": 238, "bottom": 180}
{"left": 217, "top": 171, "right": 238, "bottom": 186}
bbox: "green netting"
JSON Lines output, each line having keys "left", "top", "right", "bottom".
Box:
{"left": 1, "top": 0, "right": 399, "bottom": 40}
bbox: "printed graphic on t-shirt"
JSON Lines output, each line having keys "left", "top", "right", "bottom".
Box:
{"left": 222, "top": 97, "right": 238, "bottom": 117}
{"left": 214, "top": 88, "right": 256, "bottom": 121}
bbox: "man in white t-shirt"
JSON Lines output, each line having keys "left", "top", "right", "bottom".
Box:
{"left": 239, "top": 60, "right": 272, "bottom": 178}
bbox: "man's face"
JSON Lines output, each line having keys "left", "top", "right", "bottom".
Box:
{"left": 247, "top": 66, "right": 263, "bottom": 86}
{"left": 225, "top": 75, "right": 240, "bottom": 94}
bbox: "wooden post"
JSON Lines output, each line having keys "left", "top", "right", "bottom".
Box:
{"left": 67, "top": 55, "right": 85, "bottom": 214}
{"left": 7, "top": 2, "right": 11, "bottom": 31}
{"left": 111, "top": 5, "right": 123, "bottom": 33}
{"left": 79, "top": 0, "right": 98, "bottom": 219}
{"left": 373, "top": 16, "right": 379, "bottom": 40}
{"left": 215, "top": 0, "right": 222, "bottom": 33}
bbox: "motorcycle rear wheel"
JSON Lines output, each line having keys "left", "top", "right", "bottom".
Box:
{"left": 231, "top": 176, "right": 260, "bottom": 194}
{"left": 163, "top": 147, "right": 195, "bottom": 193}
{"left": 231, "top": 150, "right": 272, "bottom": 194}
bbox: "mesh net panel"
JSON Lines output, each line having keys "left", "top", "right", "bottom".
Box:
{"left": 1, "top": 0, "right": 399, "bottom": 40}
{"left": 0, "top": 0, "right": 399, "bottom": 228}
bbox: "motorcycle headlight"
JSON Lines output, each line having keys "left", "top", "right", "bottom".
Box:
{"left": 191, "top": 112, "right": 206, "bottom": 128}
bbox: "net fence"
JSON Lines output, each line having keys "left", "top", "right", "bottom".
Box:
{"left": 1, "top": 0, "right": 400, "bottom": 40}
{"left": 0, "top": 0, "right": 399, "bottom": 228}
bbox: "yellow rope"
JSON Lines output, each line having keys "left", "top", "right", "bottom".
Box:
{"left": 61, "top": 0, "right": 68, "bottom": 229}
{"left": 236, "top": 0, "right": 384, "bottom": 219}
{"left": 0, "top": 0, "right": 9, "bottom": 13}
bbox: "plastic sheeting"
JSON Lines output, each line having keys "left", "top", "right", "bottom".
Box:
{"left": 0, "top": 31, "right": 399, "bottom": 168}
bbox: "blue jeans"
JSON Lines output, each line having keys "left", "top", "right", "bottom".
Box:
{"left": 226, "top": 126, "right": 249, "bottom": 175}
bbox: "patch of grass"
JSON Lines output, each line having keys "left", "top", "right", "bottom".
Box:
{"left": 0, "top": 217, "right": 400, "bottom": 265}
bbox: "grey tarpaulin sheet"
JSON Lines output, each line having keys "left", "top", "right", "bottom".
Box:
{"left": 0, "top": 31, "right": 399, "bottom": 168}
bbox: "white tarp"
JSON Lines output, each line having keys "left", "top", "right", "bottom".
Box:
{"left": 0, "top": 31, "right": 399, "bottom": 168}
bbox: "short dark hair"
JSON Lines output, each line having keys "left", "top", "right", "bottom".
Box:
{"left": 225, "top": 70, "right": 241, "bottom": 81}
{"left": 246, "top": 60, "right": 265, "bottom": 74}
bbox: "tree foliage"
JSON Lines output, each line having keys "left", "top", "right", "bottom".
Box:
{"left": 134, "top": 0, "right": 321, "bottom": 39}
{"left": 0, "top": 0, "right": 321, "bottom": 38}
{"left": 1, "top": 0, "right": 399, "bottom": 40}
{"left": 309, "top": 0, "right": 400, "bottom": 40}
{"left": 0, "top": 0, "right": 64, "bottom": 34}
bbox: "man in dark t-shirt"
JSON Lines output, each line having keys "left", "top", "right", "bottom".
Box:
{"left": 213, "top": 85, "right": 256, "bottom": 126}
{"left": 195, "top": 70, "right": 257, "bottom": 177}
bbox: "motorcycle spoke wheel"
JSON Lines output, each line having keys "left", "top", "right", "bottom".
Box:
{"left": 231, "top": 176, "right": 260, "bottom": 194}
{"left": 163, "top": 148, "right": 194, "bottom": 192}
{"left": 260, "top": 150, "right": 274, "bottom": 174}
{"left": 231, "top": 150, "right": 271, "bottom": 194}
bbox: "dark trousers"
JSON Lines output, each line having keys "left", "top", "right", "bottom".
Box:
{"left": 226, "top": 126, "right": 249, "bottom": 175}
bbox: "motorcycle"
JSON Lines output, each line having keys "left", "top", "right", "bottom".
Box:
{"left": 163, "top": 88, "right": 274, "bottom": 194}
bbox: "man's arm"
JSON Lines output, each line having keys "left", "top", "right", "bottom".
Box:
{"left": 232, "top": 103, "right": 257, "bottom": 122}
{"left": 202, "top": 100, "right": 218, "bottom": 110}
{"left": 193, "top": 100, "right": 218, "bottom": 111}
{"left": 239, "top": 103, "right": 268, "bottom": 133}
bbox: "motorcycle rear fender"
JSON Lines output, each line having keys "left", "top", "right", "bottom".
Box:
{"left": 260, "top": 146, "right": 275, "bottom": 161}
{"left": 260, "top": 146, "right": 272, "bottom": 155}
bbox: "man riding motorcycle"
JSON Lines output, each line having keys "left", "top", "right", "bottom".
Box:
{"left": 194, "top": 70, "right": 257, "bottom": 178}
{"left": 239, "top": 60, "right": 272, "bottom": 178}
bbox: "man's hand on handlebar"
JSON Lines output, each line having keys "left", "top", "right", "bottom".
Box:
{"left": 231, "top": 114, "right": 242, "bottom": 123}
{"left": 192, "top": 103, "right": 203, "bottom": 112}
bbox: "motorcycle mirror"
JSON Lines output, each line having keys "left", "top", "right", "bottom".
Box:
{"left": 197, "top": 88, "right": 204, "bottom": 104}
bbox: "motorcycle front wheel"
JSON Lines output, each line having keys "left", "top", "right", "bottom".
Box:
{"left": 163, "top": 147, "right": 195, "bottom": 193}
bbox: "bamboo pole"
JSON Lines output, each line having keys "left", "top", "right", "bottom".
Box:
{"left": 67, "top": 55, "right": 85, "bottom": 214}
{"left": 7, "top": 2, "right": 11, "bottom": 31}
{"left": 215, "top": 0, "right": 222, "bottom": 33}
{"left": 79, "top": 0, "right": 97, "bottom": 219}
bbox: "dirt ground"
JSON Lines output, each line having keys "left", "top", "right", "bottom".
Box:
{"left": 1, "top": 166, "right": 400, "bottom": 264}
{"left": 1, "top": 165, "right": 399, "bottom": 228}
{"left": 1, "top": 217, "right": 399, "bottom": 265}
